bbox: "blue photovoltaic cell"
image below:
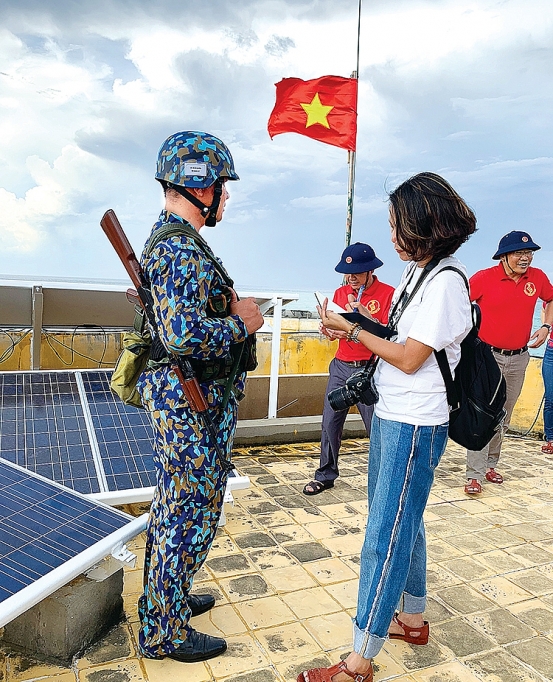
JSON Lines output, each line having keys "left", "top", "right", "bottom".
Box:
{"left": 0, "top": 460, "right": 131, "bottom": 604}
{"left": 81, "top": 371, "right": 156, "bottom": 491}
{"left": 0, "top": 373, "right": 100, "bottom": 494}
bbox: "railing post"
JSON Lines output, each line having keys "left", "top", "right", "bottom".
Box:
{"left": 267, "top": 296, "right": 283, "bottom": 419}
{"left": 31, "top": 285, "right": 43, "bottom": 370}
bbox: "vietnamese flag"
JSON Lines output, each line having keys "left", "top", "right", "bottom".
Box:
{"left": 268, "top": 76, "right": 358, "bottom": 151}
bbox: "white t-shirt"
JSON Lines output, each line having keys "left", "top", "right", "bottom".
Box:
{"left": 375, "top": 256, "right": 472, "bottom": 426}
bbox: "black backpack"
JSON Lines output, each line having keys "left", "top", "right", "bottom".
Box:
{"left": 433, "top": 267, "right": 507, "bottom": 451}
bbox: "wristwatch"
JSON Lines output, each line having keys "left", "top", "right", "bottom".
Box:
{"left": 541, "top": 324, "right": 552, "bottom": 332}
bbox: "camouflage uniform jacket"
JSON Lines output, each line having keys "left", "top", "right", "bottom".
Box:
{"left": 136, "top": 210, "right": 248, "bottom": 418}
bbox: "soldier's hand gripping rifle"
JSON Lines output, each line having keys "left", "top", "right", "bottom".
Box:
{"left": 100, "top": 208, "right": 233, "bottom": 474}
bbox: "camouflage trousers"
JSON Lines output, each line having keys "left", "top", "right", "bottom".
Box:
{"left": 136, "top": 382, "right": 235, "bottom": 657}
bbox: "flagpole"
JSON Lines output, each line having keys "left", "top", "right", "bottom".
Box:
{"left": 345, "top": 0, "right": 362, "bottom": 247}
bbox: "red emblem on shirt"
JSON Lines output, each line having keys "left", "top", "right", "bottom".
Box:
{"left": 367, "top": 299, "right": 381, "bottom": 315}
{"left": 524, "top": 282, "right": 536, "bottom": 296}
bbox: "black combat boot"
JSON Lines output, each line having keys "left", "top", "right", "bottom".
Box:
{"left": 189, "top": 593, "right": 216, "bottom": 617}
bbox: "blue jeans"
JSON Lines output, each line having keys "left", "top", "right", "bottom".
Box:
{"left": 353, "top": 415, "right": 449, "bottom": 659}
{"left": 543, "top": 340, "right": 553, "bottom": 441}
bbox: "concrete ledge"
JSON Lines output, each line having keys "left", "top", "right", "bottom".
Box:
{"left": 234, "top": 413, "right": 368, "bottom": 447}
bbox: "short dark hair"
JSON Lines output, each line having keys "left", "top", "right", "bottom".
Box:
{"left": 389, "top": 172, "right": 476, "bottom": 262}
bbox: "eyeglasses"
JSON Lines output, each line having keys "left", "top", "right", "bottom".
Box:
{"left": 511, "top": 250, "right": 534, "bottom": 258}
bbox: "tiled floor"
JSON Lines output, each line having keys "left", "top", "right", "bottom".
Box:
{"left": 3, "top": 435, "right": 553, "bottom": 681}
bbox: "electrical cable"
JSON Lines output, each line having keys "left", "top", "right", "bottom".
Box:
{"left": 42, "top": 325, "right": 111, "bottom": 367}
{"left": 0, "top": 329, "right": 32, "bottom": 364}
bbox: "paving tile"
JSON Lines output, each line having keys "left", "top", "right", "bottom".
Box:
{"left": 431, "top": 618, "right": 496, "bottom": 657}
{"left": 220, "top": 515, "right": 263, "bottom": 535}
{"left": 440, "top": 557, "right": 493, "bottom": 581}
{"left": 220, "top": 668, "right": 280, "bottom": 682}
{"left": 507, "top": 598, "right": 553, "bottom": 634}
{"left": 318, "top": 503, "right": 360, "bottom": 520}
{"left": 445, "top": 533, "right": 490, "bottom": 555}
{"left": 436, "top": 585, "right": 494, "bottom": 614}
{"left": 141, "top": 657, "right": 211, "bottom": 682}
{"left": 410, "top": 660, "right": 485, "bottom": 682}
{"left": 426, "top": 539, "right": 464, "bottom": 562}
{"left": 506, "top": 568, "right": 553, "bottom": 596}
{"left": 426, "top": 563, "right": 463, "bottom": 590}
{"left": 324, "top": 580, "right": 359, "bottom": 610}
{"left": 206, "top": 553, "right": 256, "bottom": 577}
{"left": 506, "top": 523, "right": 553, "bottom": 543}
{"left": 303, "top": 611, "right": 353, "bottom": 650}
{"left": 473, "top": 527, "right": 522, "bottom": 549}
{"left": 5, "top": 655, "right": 73, "bottom": 681}
{"left": 192, "top": 603, "right": 248, "bottom": 637}
{"left": 303, "top": 557, "right": 358, "bottom": 584}
{"left": 464, "top": 649, "right": 543, "bottom": 682}
{"left": 304, "top": 520, "right": 349, "bottom": 540}
{"left": 248, "top": 548, "right": 299, "bottom": 570}
{"left": 507, "top": 543, "right": 553, "bottom": 566}
{"left": 235, "top": 595, "right": 297, "bottom": 630}
{"left": 384, "top": 637, "right": 452, "bottom": 671}
{"left": 284, "top": 542, "right": 332, "bottom": 563}
{"left": 472, "top": 576, "right": 534, "bottom": 606}
{"left": 255, "top": 510, "right": 296, "bottom": 527}
{"left": 234, "top": 531, "right": 278, "bottom": 549}
{"left": 207, "top": 634, "right": 270, "bottom": 678}
{"left": 319, "top": 534, "right": 363, "bottom": 557}
{"left": 277, "top": 654, "right": 333, "bottom": 682}
{"left": 77, "top": 659, "right": 145, "bottom": 682}
{"left": 254, "top": 622, "right": 321, "bottom": 664}
{"left": 474, "top": 549, "right": 528, "bottom": 574}
{"left": 281, "top": 587, "right": 341, "bottom": 618}
{"left": 263, "top": 565, "right": 318, "bottom": 593}
{"left": 77, "top": 623, "right": 133, "bottom": 668}
{"left": 424, "top": 596, "right": 457, "bottom": 624}
{"left": 507, "top": 636, "right": 553, "bottom": 679}
{"left": 219, "top": 573, "right": 274, "bottom": 602}
{"left": 467, "top": 607, "right": 536, "bottom": 644}
{"left": 371, "top": 649, "right": 409, "bottom": 680}
{"left": 271, "top": 524, "right": 314, "bottom": 544}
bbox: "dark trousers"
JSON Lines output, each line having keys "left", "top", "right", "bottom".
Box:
{"left": 315, "top": 358, "right": 374, "bottom": 484}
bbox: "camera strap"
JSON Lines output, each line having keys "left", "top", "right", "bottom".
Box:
{"left": 387, "top": 258, "right": 440, "bottom": 333}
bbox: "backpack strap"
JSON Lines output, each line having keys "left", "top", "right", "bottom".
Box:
{"left": 144, "top": 221, "right": 234, "bottom": 287}
{"left": 432, "top": 266, "right": 471, "bottom": 412}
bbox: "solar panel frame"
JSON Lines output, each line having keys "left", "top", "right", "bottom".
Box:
{"left": 0, "top": 459, "right": 147, "bottom": 627}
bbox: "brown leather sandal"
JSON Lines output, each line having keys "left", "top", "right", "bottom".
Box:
{"left": 464, "top": 478, "right": 482, "bottom": 495}
{"left": 388, "top": 613, "right": 429, "bottom": 645}
{"left": 485, "top": 468, "right": 503, "bottom": 484}
{"left": 297, "top": 660, "right": 373, "bottom": 682}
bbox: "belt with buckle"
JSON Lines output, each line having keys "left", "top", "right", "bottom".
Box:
{"left": 339, "top": 359, "right": 370, "bottom": 367}
{"left": 491, "top": 345, "right": 528, "bottom": 356}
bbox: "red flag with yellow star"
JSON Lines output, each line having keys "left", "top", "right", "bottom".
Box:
{"left": 267, "top": 76, "right": 358, "bottom": 151}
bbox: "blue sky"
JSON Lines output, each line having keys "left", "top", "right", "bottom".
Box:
{"left": 0, "top": 0, "right": 551, "bottom": 295}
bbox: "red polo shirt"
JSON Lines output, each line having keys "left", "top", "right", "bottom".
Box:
{"left": 469, "top": 264, "right": 553, "bottom": 350}
{"left": 333, "top": 276, "right": 394, "bottom": 362}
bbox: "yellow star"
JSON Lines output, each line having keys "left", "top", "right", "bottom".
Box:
{"left": 300, "top": 93, "right": 334, "bottom": 129}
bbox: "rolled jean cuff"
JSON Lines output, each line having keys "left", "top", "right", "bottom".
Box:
{"left": 353, "top": 619, "right": 386, "bottom": 659}
{"left": 401, "top": 591, "right": 426, "bottom": 614}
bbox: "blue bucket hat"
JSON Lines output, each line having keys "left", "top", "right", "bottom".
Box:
{"left": 492, "top": 231, "right": 541, "bottom": 260}
{"left": 335, "top": 242, "right": 383, "bottom": 274}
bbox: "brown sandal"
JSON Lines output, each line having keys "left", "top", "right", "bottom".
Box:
{"left": 388, "top": 613, "right": 429, "bottom": 645}
{"left": 464, "top": 478, "right": 482, "bottom": 495}
{"left": 297, "top": 660, "right": 373, "bottom": 682}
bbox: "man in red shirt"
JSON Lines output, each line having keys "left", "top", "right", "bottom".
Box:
{"left": 465, "top": 231, "right": 553, "bottom": 495}
{"left": 303, "top": 243, "right": 394, "bottom": 495}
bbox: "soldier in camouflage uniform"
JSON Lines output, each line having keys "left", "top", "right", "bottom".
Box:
{"left": 136, "top": 132, "right": 263, "bottom": 663}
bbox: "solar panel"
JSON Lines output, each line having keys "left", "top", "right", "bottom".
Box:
{"left": 0, "top": 372, "right": 101, "bottom": 494}
{"left": 0, "top": 459, "right": 147, "bottom": 627}
{"left": 80, "top": 371, "right": 156, "bottom": 491}
{"left": 0, "top": 370, "right": 249, "bottom": 510}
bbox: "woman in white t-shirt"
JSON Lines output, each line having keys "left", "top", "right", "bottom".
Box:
{"left": 297, "top": 173, "right": 476, "bottom": 682}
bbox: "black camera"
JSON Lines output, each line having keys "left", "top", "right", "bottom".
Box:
{"left": 327, "top": 360, "right": 379, "bottom": 411}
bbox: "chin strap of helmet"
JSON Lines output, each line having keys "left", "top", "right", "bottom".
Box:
{"left": 166, "top": 179, "right": 223, "bottom": 227}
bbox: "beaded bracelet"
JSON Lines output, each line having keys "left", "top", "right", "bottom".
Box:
{"left": 346, "top": 323, "right": 362, "bottom": 343}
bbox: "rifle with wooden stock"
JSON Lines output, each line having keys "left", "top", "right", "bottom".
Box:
{"left": 100, "top": 208, "right": 233, "bottom": 473}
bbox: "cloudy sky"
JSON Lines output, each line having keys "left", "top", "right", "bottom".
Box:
{"left": 0, "top": 0, "right": 552, "bottom": 296}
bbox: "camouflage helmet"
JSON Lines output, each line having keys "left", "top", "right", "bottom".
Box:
{"left": 155, "top": 131, "right": 239, "bottom": 189}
